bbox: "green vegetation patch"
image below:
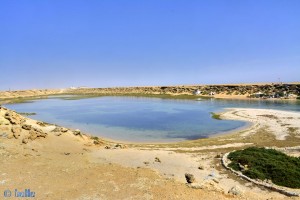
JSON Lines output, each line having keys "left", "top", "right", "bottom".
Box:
{"left": 210, "top": 112, "right": 222, "bottom": 120}
{"left": 228, "top": 147, "right": 300, "bottom": 188}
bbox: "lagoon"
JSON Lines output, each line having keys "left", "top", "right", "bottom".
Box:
{"left": 4, "top": 96, "right": 300, "bottom": 142}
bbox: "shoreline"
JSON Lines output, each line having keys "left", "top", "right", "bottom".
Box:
{"left": 1, "top": 95, "right": 299, "bottom": 145}
{"left": 1, "top": 104, "right": 300, "bottom": 199}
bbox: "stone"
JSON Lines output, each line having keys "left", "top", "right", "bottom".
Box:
{"left": 185, "top": 173, "right": 196, "bottom": 184}
{"left": 22, "top": 124, "right": 32, "bottom": 130}
{"left": 198, "top": 165, "right": 204, "bottom": 170}
{"left": 154, "top": 157, "right": 161, "bottom": 163}
{"left": 228, "top": 186, "right": 242, "bottom": 196}
{"left": 11, "top": 126, "right": 22, "bottom": 139}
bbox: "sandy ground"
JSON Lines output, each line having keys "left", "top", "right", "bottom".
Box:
{"left": 0, "top": 106, "right": 300, "bottom": 199}
{"left": 221, "top": 108, "right": 300, "bottom": 140}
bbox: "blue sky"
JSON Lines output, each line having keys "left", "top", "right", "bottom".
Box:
{"left": 0, "top": 0, "right": 299, "bottom": 90}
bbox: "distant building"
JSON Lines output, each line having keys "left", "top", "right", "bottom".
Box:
{"left": 193, "top": 89, "right": 201, "bottom": 95}
{"left": 254, "top": 92, "right": 264, "bottom": 98}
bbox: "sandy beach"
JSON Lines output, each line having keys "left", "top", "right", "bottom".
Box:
{"left": 0, "top": 105, "right": 300, "bottom": 199}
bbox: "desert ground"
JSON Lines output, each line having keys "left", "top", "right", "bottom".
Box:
{"left": 0, "top": 99, "right": 300, "bottom": 199}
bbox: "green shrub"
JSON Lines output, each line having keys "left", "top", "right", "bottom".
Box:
{"left": 228, "top": 147, "right": 300, "bottom": 188}
{"left": 210, "top": 112, "right": 222, "bottom": 120}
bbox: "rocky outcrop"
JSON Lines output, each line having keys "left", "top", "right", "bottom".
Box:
{"left": 4, "top": 112, "right": 25, "bottom": 125}
{"left": 28, "top": 128, "right": 47, "bottom": 140}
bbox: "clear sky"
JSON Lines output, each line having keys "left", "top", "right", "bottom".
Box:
{"left": 0, "top": 0, "right": 299, "bottom": 90}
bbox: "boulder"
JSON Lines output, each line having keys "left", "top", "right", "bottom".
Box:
{"left": 228, "top": 186, "right": 242, "bottom": 196}
{"left": 185, "top": 173, "right": 196, "bottom": 184}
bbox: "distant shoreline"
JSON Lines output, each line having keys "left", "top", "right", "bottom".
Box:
{"left": 0, "top": 83, "right": 299, "bottom": 102}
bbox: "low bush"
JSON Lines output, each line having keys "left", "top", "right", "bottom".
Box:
{"left": 228, "top": 147, "right": 300, "bottom": 188}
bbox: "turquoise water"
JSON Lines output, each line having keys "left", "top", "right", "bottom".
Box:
{"left": 4, "top": 96, "right": 300, "bottom": 142}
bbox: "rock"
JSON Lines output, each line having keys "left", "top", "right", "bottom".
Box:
{"left": 22, "top": 124, "right": 32, "bottom": 130}
{"left": 114, "top": 144, "right": 127, "bottom": 149}
{"left": 185, "top": 173, "right": 196, "bottom": 183}
{"left": 29, "top": 128, "right": 47, "bottom": 140}
{"left": 228, "top": 186, "right": 242, "bottom": 196}
{"left": 51, "top": 127, "right": 68, "bottom": 133}
{"left": 4, "top": 112, "right": 25, "bottom": 125}
{"left": 104, "top": 146, "right": 111, "bottom": 149}
{"left": 154, "top": 157, "right": 161, "bottom": 163}
{"left": 198, "top": 165, "right": 204, "bottom": 170}
{"left": 60, "top": 127, "right": 68, "bottom": 132}
{"left": 212, "top": 178, "right": 219, "bottom": 183}
{"left": 73, "top": 129, "right": 81, "bottom": 136}
{"left": 36, "top": 121, "right": 46, "bottom": 127}
{"left": 215, "top": 154, "right": 222, "bottom": 158}
{"left": 11, "top": 126, "right": 22, "bottom": 139}
{"left": 22, "top": 137, "right": 29, "bottom": 144}
{"left": 93, "top": 140, "right": 104, "bottom": 145}
{"left": 51, "top": 127, "right": 68, "bottom": 136}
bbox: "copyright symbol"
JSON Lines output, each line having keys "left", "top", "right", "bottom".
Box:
{"left": 4, "top": 189, "right": 11, "bottom": 197}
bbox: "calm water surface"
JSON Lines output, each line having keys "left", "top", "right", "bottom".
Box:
{"left": 4, "top": 96, "right": 300, "bottom": 142}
